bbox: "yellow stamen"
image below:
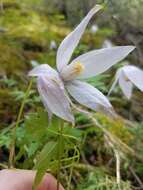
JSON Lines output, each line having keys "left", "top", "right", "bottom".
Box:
{"left": 61, "top": 62, "right": 84, "bottom": 81}
{"left": 73, "top": 62, "right": 84, "bottom": 75}
{"left": 124, "top": 76, "right": 129, "bottom": 82}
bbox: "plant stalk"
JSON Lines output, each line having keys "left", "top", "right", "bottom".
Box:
{"left": 114, "top": 149, "right": 121, "bottom": 190}
{"left": 57, "top": 121, "right": 64, "bottom": 190}
{"left": 67, "top": 147, "right": 78, "bottom": 190}
{"left": 9, "top": 79, "right": 33, "bottom": 168}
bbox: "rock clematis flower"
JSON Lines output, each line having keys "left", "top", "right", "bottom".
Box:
{"left": 108, "top": 65, "right": 143, "bottom": 99}
{"left": 29, "top": 5, "right": 135, "bottom": 123}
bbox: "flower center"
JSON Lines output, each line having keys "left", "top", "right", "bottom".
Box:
{"left": 73, "top": 62, "right": 84, "bottom": 75}
{"left": 61, "top": 62, "right": 84, "bottom": 81}
{"left": 124, "top": 76, "right": 130, "bottom": 82}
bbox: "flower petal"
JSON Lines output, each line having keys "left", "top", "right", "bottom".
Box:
{"left": 123, "top": 65, "right": 143, "bottom": 92}
{"left": 37, "top": 76, "right": 74, "bottom": 123}
{"left": 108, "top": 69, "right": 121, "bottom": 96}
{"left": 66, "top": 80, "right": 112, "bottom": 113}
{"left": 28, "top": 64, "right": 58, "bottom": 77}
{"left": 68, "top": 46, "right": 135, "bottom": 79}
{"left": 119, "top": 70, "right": 133, "bottom": 99}
{"left": 56, "top": 5, "right": 102, "bottom": 72}
{"left": 37, "top": 81, "right": 53, "bottom": 121}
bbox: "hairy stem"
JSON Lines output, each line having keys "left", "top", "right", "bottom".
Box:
{"left": 9, "top": 79, "right": 33, "bottom": 168}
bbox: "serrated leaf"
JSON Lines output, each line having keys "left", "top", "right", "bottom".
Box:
{"left": 25, "top": 110, "right": 49, "bottom": 141}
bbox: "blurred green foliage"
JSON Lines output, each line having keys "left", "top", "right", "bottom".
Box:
{"left": 77, "top": 169, "right": 132, "bottom": 190}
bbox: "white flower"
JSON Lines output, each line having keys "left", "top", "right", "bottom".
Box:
{"left": 29, "top": 5, "right": 135, "bottom": 123}
{"left": 50, "top": 40, "right": 57, "bottom": 50}
{"left": 102, "top": 39, "right": 114, "bottom": 49}
{"left": 31, "top": 60, "right": 40, "bottom": 68}
{"left": 90, "top": 24, "right": 99, "bottom": 33}
{"left": 108, "top": 65, "right": 143, "bottom": 99}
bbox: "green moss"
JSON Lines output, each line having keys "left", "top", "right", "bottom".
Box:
{"left": 0, "top": 89, "right": 17, "bottom": 127}
{"left": 95, "top": 113, "right": 133, "bottom": 144}
{"left": 77, "top": 169, "right": 132, "bottom": 190}
{"left": 0, "top": 41, "right": 27, "bottom": 76}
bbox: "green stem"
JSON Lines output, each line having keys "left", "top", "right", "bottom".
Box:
{"left": 57, "top": 121, "right": 64, "bottom": 190}
{"left": 0, "top": 163, "right": 8, "bottom": 169}
{"left": 47, "top": 128, "right": 78, "bottom": 140}
{"left": 67, "top": 147, "right": 79, "bottom": 190}
{"left": 9, "top": 79, "right": 33, "bottom": 168}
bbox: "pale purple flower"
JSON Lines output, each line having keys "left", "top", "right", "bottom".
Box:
{"left": 29, "top": 5, "right": 135, "bottom": 123}
{"left": 108, "top": 65, "right": 143, "bottom": 99}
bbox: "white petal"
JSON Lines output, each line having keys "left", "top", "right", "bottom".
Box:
{"left": 108, "top": 69, "right": 121, "bottom": 96}
{"left": 68, "top": 46, "right": 135, "bottom": 79}
{"left": 119, "top": 70, "right": 133, "bottom": 99}
{"left": 28, "top": 64, "right": 58, "bottom": 77}
{"left": 66, "top": 80, "right": 112, "bottom": 113}
{"left": 123, "top": 65, "right": 143, "bottom": 92}
{"left": 30, "top": 60, "right": 40, "bottom": 68}
{"left": 37, "top": 87, "right": 53, "bottom": 121}
{"left": 37, "top": 76, "right": 74, "bottom": 123}
{"left": 56, "top": 5, "right": 102, "bottom": 72}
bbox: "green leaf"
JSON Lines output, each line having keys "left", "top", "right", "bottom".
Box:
{"left": 33, "top": 141, "right": 58, "bottom": 189}
{"left": 63, "top": 125, "right": 82, "bottom": 141}
{"left": 25, "top": 110, "right": 49, "bottom": 141}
